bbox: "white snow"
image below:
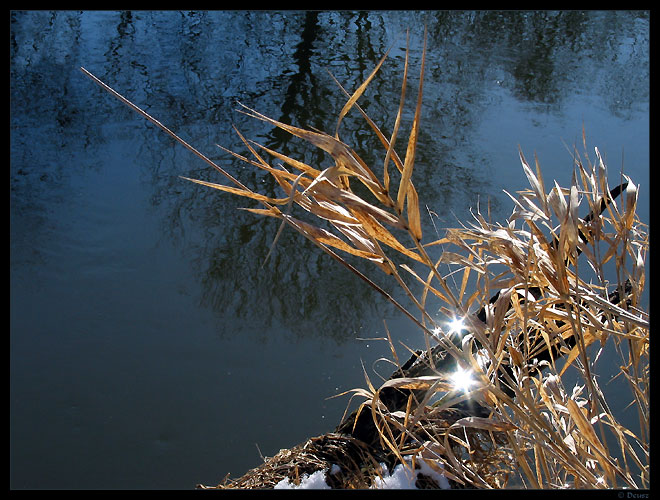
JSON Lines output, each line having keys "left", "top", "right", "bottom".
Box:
{"left": 274, "top": 470, "right": 332, "bottom": 489}
{"left": 273, "top": 456, "right": 451, "bottom": 489}
{"left": 371, "top": 456, "right": 451, "bottom": 490}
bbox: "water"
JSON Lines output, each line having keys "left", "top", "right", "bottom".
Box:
{"left": 10, "top": 11, "right": 649, "bottom": 489}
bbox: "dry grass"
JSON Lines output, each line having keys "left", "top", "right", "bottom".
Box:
{"left": 197, "top": 433, "right": 384, "bottom": 490}
{"left": 81, "top": 28, "right": 649, "bottom": 489}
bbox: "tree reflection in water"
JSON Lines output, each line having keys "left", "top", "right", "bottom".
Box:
{"left": 11, "top": 10, "right": 649, "bottom": 344}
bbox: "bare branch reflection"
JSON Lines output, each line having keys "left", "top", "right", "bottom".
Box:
{"left": 11, "top": 10, "right": 649, "bottom": 343}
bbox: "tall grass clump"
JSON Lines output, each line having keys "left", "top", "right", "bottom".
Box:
{"left": 81, "top": 29, "right": 649, "bottom": 489}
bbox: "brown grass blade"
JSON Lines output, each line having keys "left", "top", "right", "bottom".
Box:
{"left": 396, "top": 27, "right": 426, "bottom": 215}
{"left": 334, "top": 45, "right": 392, "bottom": 139}
{"left": 406, "top": 182, "right": 423, "bottom": 241}
{"left": 383, "top": 30, "right": 410, "bottom": 187}
{"left": 379, "top": 375, "right": 447, "bottom": 392}
{"left": 450, "top": 416, "right": 517, "bottom": 433}
{"left": 180, "top": 177, "right": 288, "bottom": 204}
{"left": 566, "top": 398, "right": 616, "bottom": 480}
{"left": 247, "top": 140, "right": 322, "bottom": 177}
{"left": 519, "top": 147, "right": 548, "bottom": 216}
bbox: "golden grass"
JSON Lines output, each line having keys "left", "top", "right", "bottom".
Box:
{"left": 81, "top": 28, "right": 649, "bottom": 489}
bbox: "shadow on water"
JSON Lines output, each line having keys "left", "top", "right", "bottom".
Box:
{"left": 11, "top": 10, "right": 648, "bottom": 489}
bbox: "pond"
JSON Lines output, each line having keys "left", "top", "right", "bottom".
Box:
{"left": 10, "top": 10, "right": 649, "bottom": 489}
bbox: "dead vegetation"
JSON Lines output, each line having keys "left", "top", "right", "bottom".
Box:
{"left": 82, "top": 27, "right": 649, "bottom": 489}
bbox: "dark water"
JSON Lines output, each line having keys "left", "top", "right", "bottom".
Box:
{"left": 10, "top": 11, "right": 649, "bottom": 489}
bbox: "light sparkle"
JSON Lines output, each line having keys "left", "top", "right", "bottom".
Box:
{"left": 447, "top": 317, "right": 465, "bottom": 335}
{"left": 451, "top": 366, "right": 476, "bottom": 393}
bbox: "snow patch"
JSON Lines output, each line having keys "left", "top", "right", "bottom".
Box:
{"left": 272, "top": 456, "right": 451, "bottom": 490}
{"left": 371, "top": 456, "right": 451, "bottom": 490}
{"left": 274, "top": 469, "right": 332, "bottom": 489}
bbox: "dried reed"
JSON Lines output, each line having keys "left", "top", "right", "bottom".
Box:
{"left": 81, "top": 28, "right": 648, "bottom": 489}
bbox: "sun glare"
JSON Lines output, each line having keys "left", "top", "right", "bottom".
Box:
{"left": 451, "top": 366, "right": 475, "bottom": 393}
{"left": 447, "top": 317, "right": 465, "bottom": 335}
